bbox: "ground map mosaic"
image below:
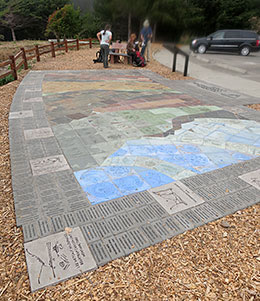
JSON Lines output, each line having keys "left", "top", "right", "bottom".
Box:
{"left": 9, "top": 70, "right": 260, "bottom": 291}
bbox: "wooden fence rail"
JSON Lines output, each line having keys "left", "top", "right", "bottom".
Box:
{"left": 0, "top": 38, "right": 97, "bottom": 84}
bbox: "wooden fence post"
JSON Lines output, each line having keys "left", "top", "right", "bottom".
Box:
{"left": 35, "top": 45, "right": 40, "bottom": 62}
{"left": 51, "top": 42, "right": 55, "bottom": 57}
{"left": 20, "top": 47, "right": 28, "bottom": 70}
{"left": 89, "top": 38, "right": 92, "bottom": 48}
{"left": 9, "top": 55, "right": 18, "bottom": 80}
{"left": 76, "top": 39, "right": 79, "bottom": 50}
{"left": 65, "top": 39, "right": 68, "bottom": 52}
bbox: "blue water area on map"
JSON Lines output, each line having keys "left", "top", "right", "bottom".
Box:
{"left": 74, "top": 141, "right": 256, "bottom": 204}
{"left": 75, "top": 166, "right": 174, "bottom": 204}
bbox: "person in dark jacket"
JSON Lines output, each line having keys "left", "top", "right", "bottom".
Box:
{"left": 127, "top": 33, "right": 137, "bottom": 63}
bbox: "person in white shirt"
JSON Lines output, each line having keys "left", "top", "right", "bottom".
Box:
{"left": 97, "top": 24, "right": 112, "bottom": 68}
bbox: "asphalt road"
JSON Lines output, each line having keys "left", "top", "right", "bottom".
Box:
{"left": 184, "top": 46, "right": 260, "bottom": 82}
{"left": 154, "top": 47, "right": 260, "bottom": 98}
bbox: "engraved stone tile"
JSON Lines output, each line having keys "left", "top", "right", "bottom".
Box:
{"left": 141, "top": 224, "right": 163, "bottom": 245}
{"left": 115, "top": 232, "right": 137, "bottom": 255}
{"left": 23, "top": 223, "right": 38, "bottom": 242}
{"left": 239, "top": 169, "right": 260, "bottom": 190}
{"left": 81, "top": 223, "right": 100, "bottom": 243}
{"left": 119, "top": 196, "right": 137, "bottom": 210}
{"left": 50, "top": 216, "right": 64, "bottom": 232}
{"left": 109, "top": 199, "right": 125, "bottom": 214}
{"left": 24, "top": 128, "right": 54, "bottom": 140}
{"left": 191, "top": 203, "right": 221, "bottom": 224}
{"left": 128, "top": 209, "right": 148, "bottom": 227}
{"left": 86, "top": 206, "right": 103, "bottom": 221}
{"left": 37, "top": 220, "right": 53, "bottom": 237}
{"left": 89, "top": 240, "right": 111, "bottom": 266}
{"left": 9, "top": 110, "right": 33, "bottom": 119}
{"left": 74, "top": 209, "right": 91, "bottom": 224}
{"left": 63, "top": 213, "right": 77, "bottom": 228}
{"left": 128, "top": 228, "right": 150, "bottom": 250}
{"left": 139, "top": 205, "right": 159, "bottom": 222}
{"left": 148, "top": 181, "right": 204, "bottom": 215}
{"left": 96, "top": 202, "right": 115, "bottom": 218}
{"left": 94, "top": 220, "right": 112, "bottom": 238}
{"left": 25, "top": 227, "right": 97, "bottom": 291}
{"left": 30, "top": 155, "right": 70, "bottom": 176}
{"left": 151, "top": 221, "right": 171, "bottom": 240}
{"left": 116, "top": 212, "right": 136, "bottom": 230}
{"left": 162, "top": 216, "right": 186, "bottom": 236}
{"left": 23, "top": 97, "right": 43, "bottom": 103}
{"left": 172, "top": 212, "right": 195, "bottom": 230}
{"left": 103, "top": 236, "right": 125, "bottom": 260}
{"left": 130, "top": 191, "right": 156, "bottom": 206}
{"left": 106, "top": 216, "right": 125, "bottom": 234}
{"left": 209, "top": 198, "right": 237, "bottom": 215}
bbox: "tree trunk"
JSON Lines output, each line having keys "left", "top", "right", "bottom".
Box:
{"left": 128, "top": 12, "right": 131, "bottom": 39}
{"left": 139, "top": 20, "right": 142, "bottom": 39}
{"left": 11, "top": 27, "right": 16, "bottom": 41}
{"left": 153, "top": 23, "right": 157, "bottom": 42}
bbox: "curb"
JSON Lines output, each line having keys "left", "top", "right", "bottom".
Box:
{"left": 190, "top": 52, "right": 247, "bottom": 74}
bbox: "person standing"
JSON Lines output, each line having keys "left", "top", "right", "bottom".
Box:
{"left": 97, "top": 24, "right": 112, "bottom": 68}
{"left": 140, "top": 19, "right": 152, "bottom": 62}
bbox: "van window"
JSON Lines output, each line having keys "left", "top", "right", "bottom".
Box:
{"left": 211, "top": 31, "right": 225, "bottom": 39}
{"left": 224, "top": 31, "right": 241, "bottom": 38}
{"left": 241, "top": 31, "right": 256, "bottom": 38}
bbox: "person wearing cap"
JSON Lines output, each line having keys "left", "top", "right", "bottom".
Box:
{"left": 140, "top": 19, "right": 152, "bottom": 62}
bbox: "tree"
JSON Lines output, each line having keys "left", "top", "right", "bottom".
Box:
{"left": 216, "top": 0, "right": 253, "bottom": 30}
{"left": 80, "top": 12, "right": 102, "bottom": 38}
{"left": 46, "top": 4, "right": 82, "bottom": 40}
{"left": 249, "top": 16, "right": 260, "bottom": 33}
{"left": 0, "top": 0, "right": 37, "bottom": 41}
{"left": 0, "top": 0, "right": 69, "bottom": 41}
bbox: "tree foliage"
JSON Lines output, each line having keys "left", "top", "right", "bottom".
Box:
{"left": 0, "top": 0, "right": 69, "bottom": 40}
{"left": 46, "top": 4, "right": 82, "bottom": 40}
{"left": 1, "top": 0, "right": 260, "bottom": 41}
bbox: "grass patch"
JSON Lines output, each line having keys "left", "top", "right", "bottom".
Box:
{"left": 0, "top": 73, "right": 14, "bottom": 86}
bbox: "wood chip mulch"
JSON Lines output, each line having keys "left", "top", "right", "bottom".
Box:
{"left": 0, "top": 46, "right": 259, "bottom": 301}
{"left": 247, "top": 104, "right": 260, "bottom": 112}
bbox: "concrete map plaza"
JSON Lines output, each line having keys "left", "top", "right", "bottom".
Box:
{"left": 9, "top": 69, "right": 260, "bottom": 291}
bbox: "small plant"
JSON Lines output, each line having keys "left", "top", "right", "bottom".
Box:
{"left": 0, "top": 74, "right": 14, "bottom": 86}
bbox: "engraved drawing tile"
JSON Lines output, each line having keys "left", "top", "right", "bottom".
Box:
{"left": 30, "top": 155, "right": 70, "bottom": 176}
{"left": 25, "top": 227, "right": 97, "bottom": 291}
{"left": 148, "top": 181, "right": 204, "bottom": 214}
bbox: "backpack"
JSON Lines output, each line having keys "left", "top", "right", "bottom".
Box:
{"left": 93, "top": 50, "right": 103, "bottom": 63}
{"left": 134, "top": 51, "right": 146, "bottom": 67}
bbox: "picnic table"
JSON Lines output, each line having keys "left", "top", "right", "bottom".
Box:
{"left": 109, "top": 42, "right": 131, "bottom": 64}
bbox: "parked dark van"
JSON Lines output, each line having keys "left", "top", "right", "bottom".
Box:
{"left": 190, "top": 30, "right": 260, "bottom": 56}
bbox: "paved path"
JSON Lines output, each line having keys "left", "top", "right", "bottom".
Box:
{"left": 9, "top": 70, "right": 260, "bottom": 291}
{"left": 154, "top": 47, "right": 260, "bottom": 98}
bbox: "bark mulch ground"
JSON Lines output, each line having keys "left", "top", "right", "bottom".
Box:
{"left": 0, "top": 45, "right": 259, "bottom": 301}
{"left": 248, "top": 104, "right": 260, "bottom": 112}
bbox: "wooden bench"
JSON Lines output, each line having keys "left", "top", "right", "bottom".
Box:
{"left": 109, "top": 42, "right": 131, "bottom": 64}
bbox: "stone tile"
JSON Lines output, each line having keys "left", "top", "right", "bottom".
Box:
{"left": 9, "top": 110, "right": 33, "bottom": 119}
{"left": 25, "top": 227, "right": 97, "bottom": 291}
{"left": 30, "top": 155, "right": 70, "bottom": 176}
{"left": 239, "top": 169, "right": 260, "bottom": 190}
{"left": 148, "top": 181, "right": 204, "bottom": 214}
{"left": 24, "top": 128, "right": 54, "bottom": 140}
{"left": 23, "top": 97, "right": 43, "bottom": 103}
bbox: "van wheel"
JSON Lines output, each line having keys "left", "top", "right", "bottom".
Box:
{"left": 197, "top": 44, "right": 207, "bottom": 54}
{"left": 240, "top": 46, "right": 250, "bottom": 56}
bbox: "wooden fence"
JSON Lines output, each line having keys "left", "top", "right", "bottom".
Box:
{"left": 0, "top": 38, "right": 98, "bottom": 82}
